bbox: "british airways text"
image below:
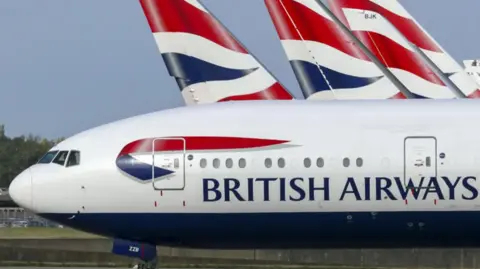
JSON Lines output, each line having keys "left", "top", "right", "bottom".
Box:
{"left": 202, "top": 176, "right": 477, "bottom": 202}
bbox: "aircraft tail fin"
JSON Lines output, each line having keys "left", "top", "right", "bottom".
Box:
{"left": 139, "top": 0, "right": 294, "bottom": 105}
{"left": 329, "top": 0, "right": 480, "bottom": 98}
{"left": 464, "top": 59, "right": 480, "bottom": 85}
{"left": 327, "top": 0, "right": 459, "bottom": 99}
{"left": 264, "top": 0, "right": 406, "bottom": 100}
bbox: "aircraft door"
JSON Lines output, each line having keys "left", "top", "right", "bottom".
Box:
{"left": 404, "top": 137, "right": 437, "bottom": 187}
{"left": 151, "top": 138, "right": 186, "bottom": 190}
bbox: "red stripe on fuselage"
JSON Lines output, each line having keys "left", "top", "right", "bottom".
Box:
{"left": 119, "top": 136, "right": 290, "bottom": 156}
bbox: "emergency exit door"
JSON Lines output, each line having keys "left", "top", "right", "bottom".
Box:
{"left": 404, "top": 137, "right": 437, "bottom": 187}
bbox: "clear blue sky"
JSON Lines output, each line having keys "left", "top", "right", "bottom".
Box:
{"left": 0, "top": 0, "right": 479, "bottom": 139}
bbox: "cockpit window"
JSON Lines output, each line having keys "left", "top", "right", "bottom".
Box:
{"left": 52, "top": 151, "right": 69, "bottom": 166}
{"left": 37, "top": 151, "right": 59, "bottom": 164}
{"left": 66, "top": 150, "right": 80, "bottom": 167}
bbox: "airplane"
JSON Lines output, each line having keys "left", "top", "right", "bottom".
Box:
{"left": 464, "top": 59, "right": 480, "bottom": 85}
{"left": 328, "top": 0, "right": 480, "bottom": 98}
{"left": 264, "top": 0, "right": 411, "bottom": 100}
{"left": 139, "top": 0, "right": 294, "bottom": 105}
{"left": 7, "top": 1, "right": 480, "bottom": 269}
{"left": 9, "top": 98, "right": 480, "bottom": 268}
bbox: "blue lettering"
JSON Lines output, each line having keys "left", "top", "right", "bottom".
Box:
{"left": 203, "top": 178, "right": 221, "bottom": 202}
{"left": 422, "top": 177, "right": 444, "bottom": 200}
{"left": 340, "top": 177, "right": 361, "bottom": 200}
{"left": 462, "top": 176, "right": 478, "bottom": 200}
{"left": 247, "top": 178, "right": 254, "bottom": 201}
{"left": 376, "top": 177, "right": 396, "bottom": 200}
{"left": 308, "top": 177, "right": 329, "bottom": 201}
{"left": 202, "top": 176, "right": 478, "bottom": 202}
{"left": 256, "top": 178, "right": 277, "bottom": 201}
{"left": 224, "top": 178, "right": 244, "bottom": 202}
{"left": 364, "top": 177, "right": 371, "bottom": 200}
{"left": 394, "top": 177, "right": 422, "bottom": 200}
{"left": 279, "top": 178, "right": 286, "bottom": 201}
{"left": 442, "top": 176, "right": 461, "bottom": 200}
{"left": 290, "top": 177, "right": 305, "bottom": 201}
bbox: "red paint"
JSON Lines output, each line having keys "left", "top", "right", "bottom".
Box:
{"left": 119, "top": 137, "right": 290, "bottom": 156}
{"left": 183, "top": 201, "right": 186, "bottom": 207}
{"left": 328, "top": 0, "right": 445, "bottom": 86}
{"left": 217, "top": 82, "right": 293, "bottom": 101}
{"left": 160, "top": 190, "right": 163, "bottom": 196}
{"left": 139, "top": 0, "right": 247, "bottom": 53}
{"left": 154, "top": 201, "right": 157, "bottom": 207}
{"left": 434, "top": 199, "right": 437, "bottom": 205}
{"left": 405, "top": 199, "right": 408, "bottom": 205}
{"left": 264, "top": 0, "right": 371, "bottom": 61}
{"left": 328, "top": 0, "right": 441, "bottom": 52}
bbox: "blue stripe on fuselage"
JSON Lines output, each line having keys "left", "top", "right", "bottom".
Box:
{"left": 41, "top": 211, "right": 480, "bottom": 248}
{"left": 161, "top": 53, "right": 258, "bottom": 88}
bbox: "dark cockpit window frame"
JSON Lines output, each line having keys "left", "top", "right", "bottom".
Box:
{"left": 66, "top": 150, "right": 80, "bottom": 167}
{"left": 37, "top": 151, "right": 59, "bottom": 164}
{"left": 52, "top": 151, "right": 69, "bottom": 166}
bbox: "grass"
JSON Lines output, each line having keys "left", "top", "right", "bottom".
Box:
{"left": 0, "top": 227, "right": 102, "bottom": 239}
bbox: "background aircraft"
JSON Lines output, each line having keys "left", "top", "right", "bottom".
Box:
{"left": 329, "top": 0, "right": 480, "bottom": 98}
{"left": 464, "top": 59, "right": 480, "bottom": 85}
{"left": 139, "top": 0, "right": 294, "bottom": 105}
{"left": 264, "top": 0, "right": 411, "bottom": 100}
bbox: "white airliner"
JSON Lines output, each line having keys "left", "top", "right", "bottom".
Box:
{"left": 7, "top": 0, "right": 480, "bottom": 268}
{"left": 9, "top": 99, "right": 480, "bottom": 251}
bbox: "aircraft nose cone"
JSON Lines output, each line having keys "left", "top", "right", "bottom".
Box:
{"left": 9, "top": 168, "right": 32, "bottom": 209}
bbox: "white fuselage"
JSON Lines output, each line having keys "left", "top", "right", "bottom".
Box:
{"left": 9, "top": 99, "right": 480, "bottom": 248}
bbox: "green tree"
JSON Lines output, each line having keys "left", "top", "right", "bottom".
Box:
{"left": 0, "top": 125, "right": 59, "bottom": 187}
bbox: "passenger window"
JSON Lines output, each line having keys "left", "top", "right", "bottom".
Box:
{"left": 356, "top": 158, "right": 363, "bottom": 167}
{"left": 213, "top": 158, "right": 220, "bottom": 169}
{"left": 343, "top": 158, "right": 350, "bottom": 167}
{"left": 199, "top": 158, "right": 207, "bottom": 168}
{"left": 38, "top": 151, "right": 59, "bottom": 164}
{"left": 66, "top": 150, "right": 81, "bottom": 167}
{"left": 278, "top": 158, "right": 285, "bottom": 168}
{"left": 52, "top": 151, "right": 69, "bottom": 166}
{"left": 226, "top": 158, "right": 233, "bottom": 168}
{"left": 239, "top": 158, "right": 246, "bottom": 168}
{"left": 304, "top": 158, "right": 311, "bottom": 168}
{"left": 265, "top": 158, "right": 272, "bottom": 168}
{"left": 316, "top": 158, "right": 324, "bottom": 168}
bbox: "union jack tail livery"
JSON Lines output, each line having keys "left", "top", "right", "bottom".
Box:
{"left": 264, "top": 0, "right": 407, "bottom": 100}
{"left": 327, "top": 0, "right": 459, "bottom": 99}
{"left": 139, "top": 0, "right": 294, "bottom": 105}
{"left": 329, "top": 0, "right": 480, "bottom": 98}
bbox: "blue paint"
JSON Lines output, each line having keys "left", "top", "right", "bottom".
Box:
{"left": 112, "top": 238, "right": 157, "bottom": 262}
{"left": 115, "top": 154, "right": 173, "bottom": 181}
{"left": 41, "top": 211, "right": 480, "bottom": 249}
{"left": 202, "top": 176, "right": 477, "bottom": 202}
{"left": 289, "top": 60, "right": 383, "bottom": 97}
{"left": 161, "top": 52, "right": 258, "bottom": 88}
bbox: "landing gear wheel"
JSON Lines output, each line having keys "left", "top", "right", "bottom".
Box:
{"left": 134, "top": 257, "right": 158, "bottom": 269}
